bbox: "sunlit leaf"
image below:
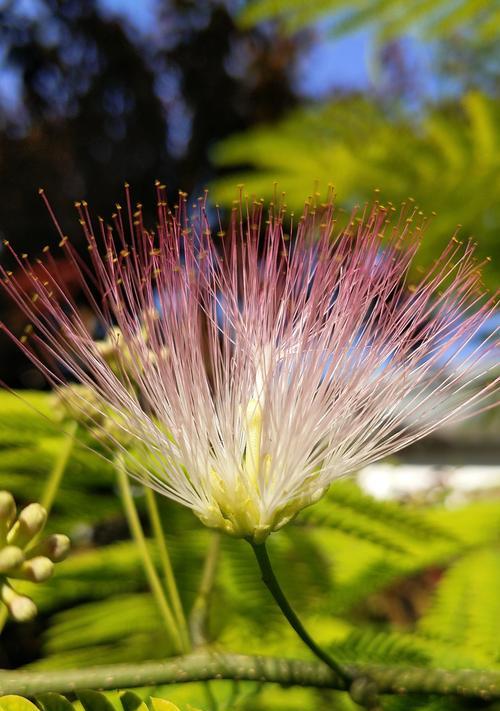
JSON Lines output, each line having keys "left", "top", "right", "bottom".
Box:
{"left": 37, "top": 694, "right": 75, "bottom": 711}
{"left": 149, "top": 699, "right": 181, "bottom": 711}
{"left": 0, "top": 697, "right": 40, "bottom": 711}
{"left": 77, "top": 691, "right": 116, "bottom": 711}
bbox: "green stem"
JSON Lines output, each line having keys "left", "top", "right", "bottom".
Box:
{"left": 143, "top": 487, "right": 190, "bottom": 652}
{"left": 189, "top": 532, "right": 220, "bottom": 648}
{"left": 41, "top": 420, "right": 78, "bottom": 515}
{"left": 1, "top": 653, "right": 500, "bottom": 699}
{"left": 115, "top": 455, "right": 182, "bottom": 653}
{"left": 25, "top": 419, "right": 78, "bottom": 555}
{"left": 250, "top": 540, "right": 350, "bottom": 686}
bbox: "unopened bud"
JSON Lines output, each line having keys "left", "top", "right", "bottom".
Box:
{"left": 10, "top": 556, "right": 54, "bottom": 582}
{"left": 92, "top": 417, "right": 132, "bottom": 448}
{"left": 0, "top": 546, "right": 24, "bottom": 573}
{"left": 29, "top": 534, "right": 71, "bottom": 562}
{"left": 0, "top": 491, "right": 16, "bottom": 541}
{"left": 53, "top": 384, "right": 102, "bottom": 424}
{"left": 7, "top": 503, "right": 47, "bottom": 547}
{"left": 1, "top": 583, "right": 37, "bottom": 621}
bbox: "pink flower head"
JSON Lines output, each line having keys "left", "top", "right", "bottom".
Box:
{"left": 1, "top": 186, "right": 498, "bottom": 541}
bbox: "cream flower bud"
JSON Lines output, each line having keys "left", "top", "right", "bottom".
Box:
{"left": 0, "top": 546, "right": 24, "bottom": 573}
{"left": 53, "top": 384, "right": 103, "bottom": 425}
{"left": 7, "top": 503, "right": 47, "bottom": 548}
{"left": 0, "top": 493, "right": 69, "bottom": 623}
{"left": 10, "top": 556, "right": 54, "bottom": 582}
{"left": 1, "top": 583, "right": 37, "bottom": 622}
{"left": 29, "top": 533, "right": 71, "bottom": 562}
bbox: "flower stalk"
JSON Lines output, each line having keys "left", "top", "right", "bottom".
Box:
{"left": 189, "top": 532, "right": 221, "bottom": 648}
{"left": 249, "top": 540, "right": 350, "bottom": 685}
{"left": 143, "top": 487, "right": 190, "bottom": 651}
{"left": 39, "top": 420, "right": 78, "bottom": 517}
{"left": 115, "top": 455, "right": 185, "bottom": 653}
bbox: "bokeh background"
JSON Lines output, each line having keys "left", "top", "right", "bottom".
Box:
{"left": 0, "top": 0, "right": 498, "bottom": 387}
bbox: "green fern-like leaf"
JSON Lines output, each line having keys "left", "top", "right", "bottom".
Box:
{"left": 418, "top": 547, "right": 500, "bottom": 662}
{"left": 295, "top": 503, "right": 409, "bottom": 554}
{"left": 211, "top": 93, "right": 500, "bottom": 288}
{"left": 315, "top": 480, "right": 455, "bottom": 543}
{"left": 238, "top": 0, "right": 499, "bottom": 41}
{"left": 331, "top": 629, "right": 431, "bottom": 666}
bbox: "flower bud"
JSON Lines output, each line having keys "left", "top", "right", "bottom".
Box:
{"left": 7, "top": 503, "right": 47, "bottom": 548}
{"left": 95, "top": 326, "right": 123, "bottom": 360}
{"left": 10, "top": 556, "right": 54, "bottom": 582}
{"left": 91, "top": 416, "right": 132, "bottom": 448}
{"left": 0, "top": 545, "right": 24, "bottom": 573}
{"left": 53, "top": 384, "right": 103, "bottom": 425}
{"left": 29, "top": 533, "right": 71, "bottom": 562}
{"left": 1, "top": 583, "right": 37, "bottom": 622}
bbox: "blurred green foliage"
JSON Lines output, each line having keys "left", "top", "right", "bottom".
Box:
{"left": 239, "top": 0, "right": 499, "bottom": 40}
{"left": 212, "top": 91, "right": 500, "bottom": 286}
{"left": 1, "top": 391, "right": 500, "bottom": 710}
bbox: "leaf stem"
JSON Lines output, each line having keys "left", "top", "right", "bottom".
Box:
{"left": 115, "top": 455, "right": 183, "bottom": 653}
{"left": 189, "top": 532, "right": 220, "bottom": 648}
{"left": 25, "top": 419, "right": 77, "bottom": 556}
{"left": 41, "top": 420, "right": 78, "bottom": 515}
{"left": 249, "top": 540, "right": 350, "bottom": 686}
{"left": 143, "top": 487, "right": 190, "bottom": 652}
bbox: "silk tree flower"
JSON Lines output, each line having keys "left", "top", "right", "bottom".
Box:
{"left": 0, "top": 187, "right": 498, "bottom": 543}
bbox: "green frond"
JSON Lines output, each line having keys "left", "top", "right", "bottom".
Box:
{"left": 238, "top": 0, "right": 497, "bottom": 41}
{"left": 325, "top": 481, "right": 455, "bottom": 543}
{"left": 296, "top": 506, "right": 409, "bottom": 552}
{"left": 211, "top": 93, "right": 500, "bottom": 287}
{"left": 331, "top": 629, "right": 430, "bottom": 666}
{"left": 41, "top": 594, "right": 160, "bottom": 655}
{"left": 426, "top": 499, "right": 500, "bottom": 547}
{"left": 418, "top": 548, "right": 500, "bottom": 662}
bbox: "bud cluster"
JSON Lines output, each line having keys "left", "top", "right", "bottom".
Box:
{"left": 52, "top": 326, "right": 143, "bottom": 448}
{"left": 0, "top": 491, "right": 70, "bottom": 622}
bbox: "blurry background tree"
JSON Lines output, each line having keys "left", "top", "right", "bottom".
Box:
{"left": 0, "top": 0, "right": 498, "bottom": 386}
{"left": 0, "top": 0, "right": 300, "bottom": 386}
{"left": 213, "top": 1, "right": 500, "bottom": 286}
